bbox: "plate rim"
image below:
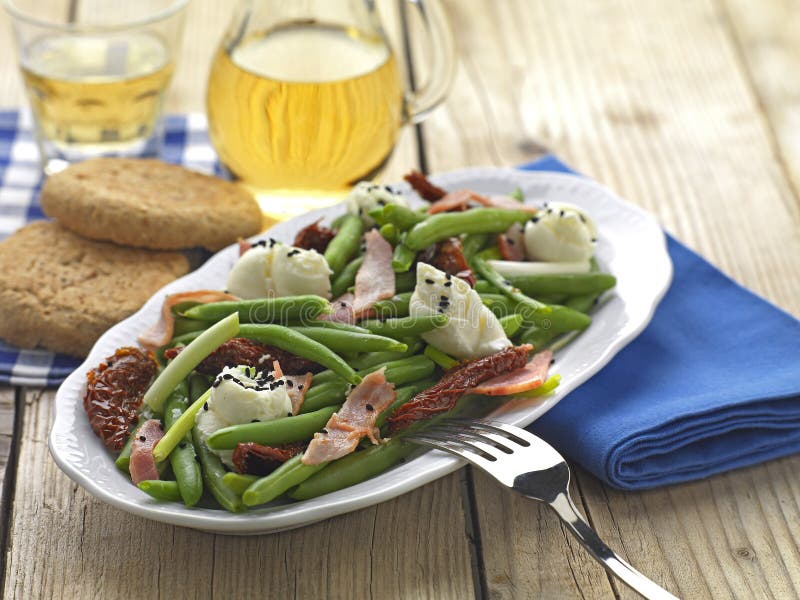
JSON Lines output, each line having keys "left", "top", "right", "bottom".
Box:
{"left": 49, "top": 166, "right": 673, "bottom": 534}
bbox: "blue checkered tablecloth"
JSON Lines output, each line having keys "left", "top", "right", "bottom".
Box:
{"left": 0, "top": 111, "right": 222, "bottom": 386}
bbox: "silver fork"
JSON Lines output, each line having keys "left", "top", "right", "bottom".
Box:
{"left": 406, "top": 418, "right": 679, "bottom": 600}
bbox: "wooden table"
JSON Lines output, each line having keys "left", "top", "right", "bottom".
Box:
{"left": 1, "top": 1, "right": 799, "bottom": 598}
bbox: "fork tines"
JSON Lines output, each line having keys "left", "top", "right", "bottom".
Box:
{"left": 405, "top": 418, "right": 530, "bottom": 463}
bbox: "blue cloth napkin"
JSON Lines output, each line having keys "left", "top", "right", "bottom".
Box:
{"left": 521, "top": 157, "right": 800, "bottom": 490}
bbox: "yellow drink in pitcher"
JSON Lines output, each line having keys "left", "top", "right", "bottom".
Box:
{"left": 21, "top": 32, "right": 173, "bottom": 155}
{"left": 206, "top": 24, "right": 404, "bottom": 191}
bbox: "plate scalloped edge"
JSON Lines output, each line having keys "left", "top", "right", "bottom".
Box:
{"left": 49, "top": 167, "right": 673, "bottom": 534}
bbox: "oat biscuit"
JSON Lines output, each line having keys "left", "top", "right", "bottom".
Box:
{"left": 40, "top": 158, "right": 262, "bottom": 251}
{"left": 0, "top": 221, "right": 190, "bottom": 357}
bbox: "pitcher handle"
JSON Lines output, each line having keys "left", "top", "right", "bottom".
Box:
{"left": 402, "top": 0, "right": 456, "bottom": 124}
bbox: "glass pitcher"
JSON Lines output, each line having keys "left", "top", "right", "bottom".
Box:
{"left": 206, "top": 0, "right": 454, "bottom": 218}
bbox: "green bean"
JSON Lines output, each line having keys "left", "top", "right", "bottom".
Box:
{"left": 379, "top": 223, "right": 399, "bottom": 245}
{"left": 324, "top": 214, "right": 364, "bottom": 277}
{"left": 331, "top": 255, "right": 363, "bottom": 298}
{"left": 144, "top": 313, "right": 239, "bottom": 412}
{"left": 242, "top": 454, "right": 327, "bottom": 506}
{"left": 347, "top": 339, "right": 423, "bottom": 370}
{"left": 290, "top": 438, "right": 414, "bottom": 501}
{"left": 183, "top": 295, "right": 329, "bottom": 324}
{"left": 152, "top": 388, "right": 211, "bottom": 463}
{"left": 471, "top": 256, "right": 550, "bottom": 320}
{"left": 516, "top": 325, "right": 558, "bottom": 349}
{"left": 289, "top": 326, "right": 407, "bottom": 354}
{"left": 192, "top": 427, "right": 245, "bottom": 513}
{"left": 475, "top": 246, "right": 502, "bottom": 261}
{"left": 494, "top": 273, "right": 616, "bottom": 297}
{"left": 510, "top": 187, "right": 525, "bottom": 202}
{"left": 392, "top": 242, "right": 417, "bottom": 273}
{"left": 374, "top": 204, "right": 427, "bottom": 230}
{"left": 424, "top": 345, "right": 458, "bottom": 370}
{"left": 564, "top": 293, "right": 600, "bottom": 314}
{"left": 361, "top": 314, "right": 449, "bottom": 339}
{"left": 207, "top": 406, "right": 339, "bottom": 450}
{"left": 542, "top": 305, "right": 592, "bottom": 332}
{"left": 172, "top": 317, "right": 209, "bottom": 337}
{"left": 480, "top": 293, "right": 519, "bottom": 318}
{"left": 395, "top": 271, "right": 416, "bottom": 293}
{"left": 373, "top": 292, "right": 412, "bottom": 318}
{"left": 461, "top": 233, "right": 490, "bottom": 260}
{"left": 222, "top": 472, "right": 258, "bottom": 496}
{"left": 300, "top": 320, "right": 371, "bottom": 334}
{"left": 405, "top": 208, "right": 530, "bottom": 251}
{"left": 499, "top": 313, "right": 524, "bottom": 337}
{"left": 239, "top": 324, "right": 360, "bottom": 385}
{"left": 138, "top": 480, "right": 182, "bottom": 502}
{"left": 302, "top": 356, "right": 436, "bottom": 413}
{"left": 164, "top": 381, "right": 203, "bottom": 507}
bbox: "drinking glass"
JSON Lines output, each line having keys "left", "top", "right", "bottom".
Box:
{"left": 3, "top": 0, "right": 188, "bottom": 174}
{"left": 206, "top": 0, "right": 454, "bottom": 221}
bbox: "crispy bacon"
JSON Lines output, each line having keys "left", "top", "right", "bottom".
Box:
{"left": 484, "top": 195, "right": 537, "bottom": 212}
{"left": 470, "top": 350, "right": 551, "bottom": 395}
{"left": 498, "top": 223, "right": 526, "bottom": 261}
{"left": 138, "top": 290, "right": 239, "bottom": 349}
{"left": 164, "top": 337, "right": 322, "bottom": 375}
{"left": 404, "top": 170, "right": 447, "bottom": 201}
{"left": 238, "top": 239, "right": 252, "bottom": 256}
{"left": 318, "top": 293, "right": 356, "bottom": 325}
{"left": 353, "top": 230, "right": 396, "bottom": 317}
{"left": 293, "top": 219, "right": 336, "bottom": 253}
{"left": 427, "top": 190, "right": 483, "bottom": 214}
{"left": 84, "top": 347, "right": 158, "bottom": 451}
{"left": 233, "top": 441, "right": 307, "bottom": 475}
{"left": 302, "top": 368, "right": 396, "bottom": 465}
{"left": 418, "top": 237, "right": 476, "bottom": 287}
{"left": 387, "top": 345, "right": 532, "bottom": 433}
{"left": 129, "top": 419, "right": 164, "bottom": 484}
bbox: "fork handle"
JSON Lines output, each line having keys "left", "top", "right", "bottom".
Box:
{"left": 547, "top": 493, "right": 679, "bottom": 600}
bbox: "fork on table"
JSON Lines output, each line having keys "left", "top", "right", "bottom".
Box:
{"left": 406, "top": 419, "right": 679, "bottom": 600}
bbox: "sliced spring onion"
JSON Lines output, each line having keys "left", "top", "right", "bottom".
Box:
{"left": 144, "top": 312, "right": 239, "bottom": 412}
{"left": 152, "top": 388, "right": 211, "bottom": 463}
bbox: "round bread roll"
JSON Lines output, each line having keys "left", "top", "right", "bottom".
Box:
{"left": 40, "top": 158, "right": 262, "bottom": 251}
{"left": 0, "top": 221, "right": 189, "bottom": 357}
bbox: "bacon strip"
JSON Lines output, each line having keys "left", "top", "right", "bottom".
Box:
{"left": 427, "top": 191, "right": 538, "bottom": 215}
{"left": 498, "top": 223, "right": 526, "bottom": 261}
{"left": 484, "top": 195, "right": 538, "bottom": 213}
{"left": 238, "top": 238, "right": 252, "bottom": 256}
{"left": 470, "top": 350, "right": 551, "bottom": 395}
{"left": 352, "top": 230, "right": 396, "bottom": 317}
{"left": 302, "top": 368, "right": 396, "bottom": 465}
{"left": 293, "top": 219, "right": 336, "bottom": 253}
{"left": 404, "top": 170, "right": 447, "bottom": 201}
{"left": 138, "top": 290, "right": 239, "bottom": 349}
{"left": 233, "top": 441, "right": 307, "bottom": 475}
{"left": 318, "top": 293, "right": 356, "bottom": 325}
{"left": 285, "top": 372, "right": 313, "bottom": 415}
{"left": 387, "top": 345, "right": 532, "bottom": 433}
{"left": 129, "top": 419, "right": 164, "bottom": 485}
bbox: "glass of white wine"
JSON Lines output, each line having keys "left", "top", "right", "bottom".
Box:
{"left": 4, "top": 0, "right": 188, "bottom": 174}
{"left": 206, "top": 0, "right": 455, "bottom": 222}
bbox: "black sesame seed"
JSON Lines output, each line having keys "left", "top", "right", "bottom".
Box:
{"left": 203, "top": 402, "right": 209, "bottom": 411}
{"left": 358, "top": 207, "right": 363, "bottom": 215}
{"left": 560, "top": 210, "right": 565, "bottom": 217}
{"left": 366, "top": 404, "right": 374, "bottom": 411}
{"left": 530, "top": 216, "right": 539, "bottom": 223}
{"left": 287, "top": 412, "right": 293, "bottom": 417}
{"left": 446, "top": 273, "right": 452, "bottom": 280}
{"left": 503, "top": 280, "right": 512, "bottom": 286}
{"left": 340, "top": 301, "right": 348, "bottom": 307}
{"left": 591, "top": 238, "right": 597, "bottom": 243}
{"left": 298, "top": 384, "right": 304, "bottom": 390}
{"left": 178, "top": 442, "right": 186, "bottom": 449}
{"left": 321, "top": 428, "right": 328, "bottom": 434}
{"left": 579, "top": 214, "right": 586, "bottom": 223}
{"left": 377, "top": 199, "right": 386, "bottom": 206}
{"left": 287, "top": 249, "right": 301, "bottom": 257}
{"left": 507, "top": 238, "right": 515, "bottom": 245}
{"left": 550, "top": 358, "right": 556, "bottom": 365}
{"left": 425, "top": 278, "right": 434, "bottom": 284}
{"left": 251, "top": 419, "right": 260, "bottom": 423}
{"left": 138, "top": 435, "right": 146, "bottom": 442}
{"left": 222, "top": 373, "right": 233, "bottom": 380}
{"left": 286, "top": 380, "right": 294, "bottom": 388}
{"left": 444, "top": 281, "right": 452, "bottom": 287}
{"left": 269, "top": 238, "right": 277, "bottom": 248}
{"left": 440, "top": 295, "right": 448, "bottom": 301}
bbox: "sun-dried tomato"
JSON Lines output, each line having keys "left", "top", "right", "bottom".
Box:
{"left": 84, "top": 347, "right": 158, "bottom": 451}
{"left": 233, "top": 441, "right": 307, "bottom": 475}
{"left": 404, "top": 170, "right": 447, "bottom": 201}
{"left": 418, "top": 237, "right": 476, "bottom": 287}
{"left": 293, "top": 219, "right": 337, "bottom": 254}
{"left": 164, "top": 337, "right": 322, "bottom": 375}
{"left": 387, "top": 345, "right": 532, "bottom": 433}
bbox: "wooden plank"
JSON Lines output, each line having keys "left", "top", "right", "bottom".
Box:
{"left": 3, "top": 389, "right": 475, "bottom": 599}
{"left": 722, "top": 0, "right": 800, "bottom": 205}
{"left": 0, "top": 387, "right": 16, "bottom": 551}
{"left": 419, "top": 0, "right": 800, "bottom": 598}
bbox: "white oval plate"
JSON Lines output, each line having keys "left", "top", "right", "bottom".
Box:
{"left": 49, "top": 167, "right": 672, "bottom": 534}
